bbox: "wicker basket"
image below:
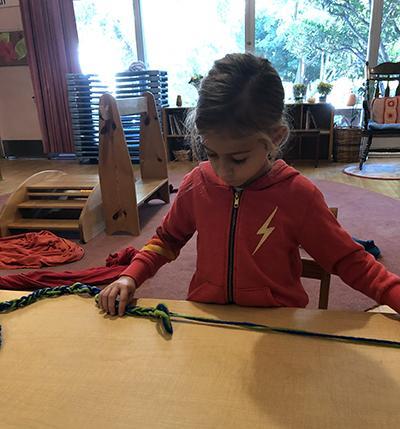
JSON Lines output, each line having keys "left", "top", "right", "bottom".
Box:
{"left": 173, "top": 149, "right": 191, "bottom": 161}
{"left": 333, "top": 127, "right": 362, "bottom": 162}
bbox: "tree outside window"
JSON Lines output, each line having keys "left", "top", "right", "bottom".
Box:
{"left": 255, "top": 0, "right": 377, "bottom": 107}
{"left": 141, "top": 0, "right": 245, "bottom": 106}
{"left": 73, "top": 0, "right": 137, "bottom": 82}
{"left": 379, "top": 1, "right": 400, "bottom": 63}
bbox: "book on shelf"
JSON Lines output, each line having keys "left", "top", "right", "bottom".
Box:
{"left": 168, "top": 113, "right": 185, "bottom": 136}
{"left": 168, "top": 114, "right": 176, "bottom": 134}
{"left": 174, "top": 115, "right": 185, "bottom": 135}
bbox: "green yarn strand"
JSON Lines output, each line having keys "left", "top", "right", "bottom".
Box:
{"left": 0, "top": 283, "right": 399, "bottom": 349}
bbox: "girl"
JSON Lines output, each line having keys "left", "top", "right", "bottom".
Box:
{"left": 99, "top": 53, "right": 400, "bottom": 316}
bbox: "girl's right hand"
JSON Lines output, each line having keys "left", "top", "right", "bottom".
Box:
{"left": 98, "top": 276, "right": 137, "bottom": 316}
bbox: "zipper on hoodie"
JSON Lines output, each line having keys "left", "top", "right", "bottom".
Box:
{"left": 227, "top": 190, "right": 241, "bottom": 303}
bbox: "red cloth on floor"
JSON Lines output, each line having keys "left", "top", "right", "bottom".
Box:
{"left": 0, "top": 231, "right": 84, "bottom": 269}
{"left": 0, "top": 246, "right": 138, "bottom": 290}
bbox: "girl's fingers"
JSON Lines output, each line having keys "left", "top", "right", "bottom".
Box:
{"left": 100, "top": 286, "right": 112, "bottom": 313}
{"left": 118, "top": 288, "right": 129, "bottom": 316}
{"left": 107, "top": 287, "right": 120, "bottom": 316}
{"left": 99, "top": 282, "right": 135, "bottom": 316}
{"left": 99, "top": 287, "right": 110, "bottom": 312}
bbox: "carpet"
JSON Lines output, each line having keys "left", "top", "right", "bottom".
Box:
{"left": 343, "top": 162, "right": 400, "bottom": 180}
{"left": 1, "top": 177, "right": 399, "bottom": 311}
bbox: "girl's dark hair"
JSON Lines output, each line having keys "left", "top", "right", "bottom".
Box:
{"left": 187, "top": 53, "right": 287, "bottom": 159}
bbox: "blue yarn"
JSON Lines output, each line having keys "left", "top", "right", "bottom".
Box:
{"left": 0, "top": 283, "right": 399, "bottom": 349}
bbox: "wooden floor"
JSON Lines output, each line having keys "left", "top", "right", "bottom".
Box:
{"left": 0, "top": 158, "right": 399, "bottom": 199}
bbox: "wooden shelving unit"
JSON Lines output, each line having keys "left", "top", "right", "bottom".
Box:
{"left": 285, "top": 103, "right": 335, "bottom": 164}
{"left": 162, "top": 107, "right": 192, "bottom": 160}
{"left": 163, "top": 103, "right": 334, "bottom": 165}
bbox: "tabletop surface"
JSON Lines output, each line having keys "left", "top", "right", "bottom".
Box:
{"left": 0, "top": 290, "right": 399, "bottom": 429}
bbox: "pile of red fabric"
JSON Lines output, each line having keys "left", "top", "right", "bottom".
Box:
{"left": 0, "top": 231, "right": 84, "bottom": 269}
{"left": 0, "top": 245, "right": 138, "bottom": 291}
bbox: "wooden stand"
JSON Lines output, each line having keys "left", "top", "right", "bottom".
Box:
{"left": 0, "top": 92, "right": 169, "bottom": 242}
{"left": 99, "top": 92, "right": 169, "bottom": 236}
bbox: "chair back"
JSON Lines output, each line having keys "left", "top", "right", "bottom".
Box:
{"left": 363, "top": 61, "right": 400, "bottom": 128}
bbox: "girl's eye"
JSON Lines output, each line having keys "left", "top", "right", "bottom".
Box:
{"left": 233, "top": 158, "right": 247, "bottom": 164}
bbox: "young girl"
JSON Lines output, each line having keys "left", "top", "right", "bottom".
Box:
{"left": 99, "top": 53, "right": 400, "bottom": 316}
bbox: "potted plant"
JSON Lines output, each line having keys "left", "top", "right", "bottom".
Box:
{"left": 188, "top": 73, "right": 203, "bottom": 91}
{"left": 293, "top": 83, "right": 307, "bottom": 102}
{"left": 317, "top": 82, "right": 333, "bottom": 102}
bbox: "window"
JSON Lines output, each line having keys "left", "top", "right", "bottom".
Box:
{"left": 141, "top": 0, "right": 245, "bottom": 106}
{"left": 73, "top": 0, "right": 137, "bottom": 80}
{"left": 255, "top": 0, "right": 370, "bottom": 107}
{"left": 379, "top": 1, "right": 400, "bottom": 63}
{"left": 72, "top": 0, "right": 393, "bottom": 110}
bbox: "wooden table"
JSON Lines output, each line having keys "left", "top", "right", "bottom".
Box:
{"left": 0, "top": 291, "right": 399, "bottom": 428}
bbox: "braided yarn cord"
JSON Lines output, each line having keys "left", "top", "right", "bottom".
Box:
{"left": 0, "top": 283, "right": 399, "bottom": 349}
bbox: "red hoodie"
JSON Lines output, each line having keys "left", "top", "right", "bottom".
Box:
{"left": 122, "top": 160, "right": 400, "bottom": 311}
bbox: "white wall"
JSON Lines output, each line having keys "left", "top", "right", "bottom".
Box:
{"left": 0, "top": 0, "right": 42, "bottom": 141}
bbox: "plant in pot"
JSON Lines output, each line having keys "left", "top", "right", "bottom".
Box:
{"left": 317, "top": 82, "right": 333, "bottom": 102}
{"left": 188, "top": 73, "right": 203, "bottom": 91}
{"left": 293, "top": 83, "right": 307, "bottom": 102}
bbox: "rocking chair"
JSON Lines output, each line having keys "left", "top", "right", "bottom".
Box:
{"left": 359, "top": 61, "right": 400, "bottom": 170}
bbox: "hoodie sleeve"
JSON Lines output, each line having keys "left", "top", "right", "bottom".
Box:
{"left": 296, "top": 186, "right": 400, "bottom": 313}
{"left": 120, "top": 173, "right": 196, "bottom": 287}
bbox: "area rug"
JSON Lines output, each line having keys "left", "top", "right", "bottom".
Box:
{"left": 0, "top": 177, "right": 399, "bottom": 312}
{"left": 343, "top": 162, "right": 400, "bottom": 180}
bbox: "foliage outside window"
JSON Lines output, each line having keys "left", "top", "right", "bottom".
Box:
{"left": 379, "top": 1, "right": 400, "bottom": 63}
{"left": 141, "top": 0, "right": 245, "bottom": 106}
{"left": 73, "top": 0, "right": 137, "bottom": 82}
{"left": 73, "top": 0, "right": 399, "bottom": 110}
{"left": 255, "top": 0, "right": 390, "bottom": 107}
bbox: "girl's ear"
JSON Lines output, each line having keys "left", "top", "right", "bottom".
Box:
{"left": 271, "top": 125, "right": 289, "bottom": 145}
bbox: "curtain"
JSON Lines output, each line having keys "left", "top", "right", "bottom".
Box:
{"left": 20, "top": 0, "right": 80, "bottom": 154}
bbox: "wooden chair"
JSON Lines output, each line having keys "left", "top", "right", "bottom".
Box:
{"left": 359, "top": 61, "right": 400, "bottom": 170}
{"left": 301, "top": 207, "right": 338, "bottom": 309}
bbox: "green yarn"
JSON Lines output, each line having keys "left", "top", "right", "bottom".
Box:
{"left": 0, "top": 283, "right": 399, "bottom": 349}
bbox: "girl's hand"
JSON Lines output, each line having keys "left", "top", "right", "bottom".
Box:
{"left": 99, "top": 276, "right": 137, "bottom": 316}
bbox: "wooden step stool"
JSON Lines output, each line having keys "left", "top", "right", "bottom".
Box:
{"left": 0, "top": 170, "right": 103, "bottom": 242}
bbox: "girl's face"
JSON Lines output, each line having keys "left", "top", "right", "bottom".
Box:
{"left": 202, "top": 133, "right": 274, "bottom": 188}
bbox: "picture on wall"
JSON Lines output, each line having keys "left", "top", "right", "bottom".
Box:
{"left": 0, "top": 31, "right": 27, "bottom": 66}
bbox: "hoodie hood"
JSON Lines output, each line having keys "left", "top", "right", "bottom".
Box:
{"left": 199, "top": 159, "right": 300, "bottom": 190}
